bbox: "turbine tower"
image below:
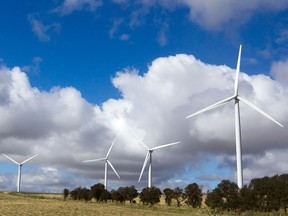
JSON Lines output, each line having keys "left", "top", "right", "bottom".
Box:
{"left": 186, "top": 45, "right": 283, "bottom": 188}
{"left": 3, "top": 154, "right": 38, "bottom": 192}
{"left": 133, "top": 132, "right": 180, "bottom": 188}
{"left": 83, "top": 137, "right": 120, "bottom": 189}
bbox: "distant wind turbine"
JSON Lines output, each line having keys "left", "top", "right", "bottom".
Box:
{"left": 3, "top": 154, "right": 38, "bottom": 192}
{"left": 83, "top": 137, "right": 120, "bottom": 189}
{"left": 132, "top": 131, "right": 180, "bottom": 188}
{"left": 186, "top": 45, "right": 283, "bottom": 188}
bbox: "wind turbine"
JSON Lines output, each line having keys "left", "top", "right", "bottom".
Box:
{"left": 83, "top": 137, "right": 120, "bottom": 189}
{"left": 133, "top": 132, "right": 180, "bottom": 188}
{"left": 2, "top": 154, "right": 38, "bottom": 192}
{"left": 186, "top": 45, "right": 283, "bottom": 188}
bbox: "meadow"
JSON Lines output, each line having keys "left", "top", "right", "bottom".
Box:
{"left": 0, "top": 192, "right": 285, "bottom": 216}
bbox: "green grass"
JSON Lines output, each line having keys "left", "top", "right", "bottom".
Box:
{"left": 0, "top": 192, "right": 285, "bottom": 216}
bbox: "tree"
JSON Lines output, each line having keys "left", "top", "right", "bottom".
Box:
{"left": 163, "top": 188, "right": 174, "bottom": 206}
{"left": 218, "top": 180, "right": 239, "bottom": 211}
{"left": 99, "top": 189, "right": 110, "bottom": 202}
{"left": 111, "top": 189, "right": 120, "bottom": 203}
{"left": 139, "top": 187, "right": 162, "bottom": 205}
{"left": 239, "top": 185, "right": 256, "bottom": 211}
{"left": 81, "top": 187, "right": 92, "bottom": 201}
{"left": 205, "top": 188, "right": 224, "bottom": 210}
{"left": 206, "top": 180, "right": 239, "bottom": 211}
{"left": 70, "top": 187, "right": 82, "bottom": 200}
{"left": 110, "top": 186, "right": 138, "bottom": 204}
{"left": 125, "top": 185, "right": 138, "bottom": 203}
{"left": 278, "top": 174, "right": 288, "bottom": 213}
{"left": 90, "top": 183, "right": 105, "bottom": 202}
{"left": 69, "top": 187, "right": 91, "bottom": 201}
{"left": 185, "top": 183, "right": 202, "bottom": 208}
{"left": 173, "top": 187, "right": 185, "bottom": 207}
{"left": 249, "top": 175, "right": 283, "bottom": 212}
{"left": 63, "top": 188, "right": 70, "bottom": 200}
{"left": 249, "top": 176, "right": 276, "bottom": 212}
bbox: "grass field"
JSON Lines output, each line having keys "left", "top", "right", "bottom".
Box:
{"left": 0, "top": 192, "right": 285, "bottom": 216}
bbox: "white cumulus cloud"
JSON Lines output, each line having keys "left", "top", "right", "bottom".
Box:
{"left": 0, "top": 52, "right": 287, "bottom": 192}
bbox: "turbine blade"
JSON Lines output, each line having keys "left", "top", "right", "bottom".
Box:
{"left": 107, "top": 160, "right": 120, "bottom": 179}
{"left": 186, "top": 95, "right": 234, "bottom": 119}
{"left": 238, "top": 96, "right": 284, "bottom": 127}
{"left": 2, "top": 154, "right": 20, "bottom": 165}
{"left": 106, "top": 137, "right": 116, "bottom": 158}
{"left": 152, "top": 142, "right": 180, "bottom": 150}
{"left": 138, "top": 151, "right": 150, "bottom": 182}
{"left": 20, "top": 154, "right": 38, "bottom": 165}
{"left": 234, "top": 45, "right": 242, "bottom": 95}
{"left": 130, "top": 129, "right": 150, "bottom": 150}
{"left": 83, "top": 158, "right": 106, "bottom": 163}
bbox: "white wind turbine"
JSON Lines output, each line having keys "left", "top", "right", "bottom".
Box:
{"left": 83, "top": 137, "right": 120, "bottom": 189}
{"left": 186, "top": 45, "right": 283, "bottom": 188}
{"left": 3, "top": 154, "right": 38, "bottom": 192}
{"left": 133, "top": 132, "right": 180, "bottom": 188}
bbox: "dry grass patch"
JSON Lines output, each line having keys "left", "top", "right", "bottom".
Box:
{"left": 0, "top": 192, "right": 284, "bottom": 216}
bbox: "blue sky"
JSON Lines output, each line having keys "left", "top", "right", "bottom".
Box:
{"left": 0, "top": 0, "right": 288, "bottom": 192}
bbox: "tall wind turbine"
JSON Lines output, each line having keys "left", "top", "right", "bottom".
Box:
{"left": 83, "top": 137, "right": 120, "bottom": 189}
{"left": 3, "top": 154, "right": 38, "bottom": 192}
{"left": 186, "top": 45, "right": 283, "bottom": 188}
{"left": 133, "top": 132, "right": 180, "bottom": 188}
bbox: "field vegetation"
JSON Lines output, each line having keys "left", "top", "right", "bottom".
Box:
{"left": 0, "top": 191, "right": 286, "bottom": 216}
{"left": 0, "top": 192, "right": 205, "bottom": 216}
{"left": 1, "top": 173, "right": 288, "bottom": 215}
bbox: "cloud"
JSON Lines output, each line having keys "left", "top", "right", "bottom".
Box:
{"left": 109, "top": 18, "right": 125, "bottom": 39}
{"left": 129, "top": 0, "right": 288, "bottom": 30}
{"left": 244, "top": 149, "right": 288, "bottom": 184}
{"left": 112, "top": 0, "right": 129, "bottom": 4}
{"left": 0, "top": 53, "right": 287, "bottom": 192}
{"left": 182, "top": 0, "right": 288, "bottom": 30}
{"left": 53, "top": 0, "right": 102, "bottom": 15}
{"left": 28, "top": 14, "right": 61, "bottom": 42}
{"left": 21, "top": 57, "right": 43, "bottom": 74}
{"left": 156, "top": 22, "right": 169, "bottom": 47}
{"left": 276, "top": 28, "right": 288, "bottom": 45}
{"left": 270, "top": 58, "right": 288, "bottom": 85}
{"left": 119, "top": 34, "right": 130, "bottom": 41}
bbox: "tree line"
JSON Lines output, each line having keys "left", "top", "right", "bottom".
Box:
{"left": 206, "top": 174, "right": 288, "bottom": 213}
{"left": 63, "top": 173, "right": 288, "bottom": 213}
{"left": 63, "top": 182, "right": 202, "bottom": 207}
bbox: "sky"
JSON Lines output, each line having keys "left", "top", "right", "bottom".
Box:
{"left": 0, "top": 0, "right": 288, "bottom": 193}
